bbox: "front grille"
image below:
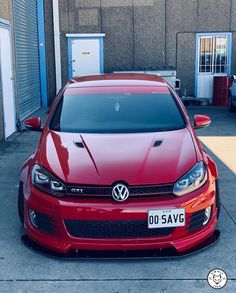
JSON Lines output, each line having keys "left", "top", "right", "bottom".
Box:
{"left": 189, "top": 209, "right": 206, "bottom": 232}
{"left": 66, "top": 184, "right": 173, "bottom": 199}
{"left": 64, "top": 219, "right": 174, "bottom": 239}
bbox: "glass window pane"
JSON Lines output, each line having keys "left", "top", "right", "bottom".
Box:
{"left": 213, "top": 36, "right": 228, "bottom": 74}
{"left": 50, "top": 93, "right": 186, "bottom": 133}
{"left": 199, "top": 37, "right": 213, "bottom": 73}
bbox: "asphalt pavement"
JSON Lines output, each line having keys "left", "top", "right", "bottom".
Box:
{"left": 0, "top": 106, "right": 235, "bottom": 293}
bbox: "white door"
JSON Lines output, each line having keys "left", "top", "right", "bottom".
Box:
{"left": 0, "top": 27, "right": 16, "bottom": 138}
{"left": 71, "top": 39, "right": 100, "bottom": 76}
{"left": 197, "top": 34, "right": 231, "bottom": 101}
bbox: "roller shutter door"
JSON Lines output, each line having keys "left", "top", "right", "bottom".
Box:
{"left": 13, "top": 0, "right": 41, "bottom": 120}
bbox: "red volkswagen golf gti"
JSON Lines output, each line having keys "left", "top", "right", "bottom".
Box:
{"left": 18, "top": 74, "right": 220, "bottom": 256}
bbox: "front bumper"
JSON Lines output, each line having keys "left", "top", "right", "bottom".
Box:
{"left": 23, "top": 179, "right": 219, "bottom": 255}
{"left": 22, "top": 230, "right": 220, "bottom": 258}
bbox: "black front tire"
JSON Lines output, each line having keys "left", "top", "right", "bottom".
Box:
{"left": 228, "top": 94, "right": 236, "bottom": 112}
{"left": 215, "top": 180, "right": 221, "bottom": 219}
{"left": 18, "top": 183, "right": 24, "bottom": 224}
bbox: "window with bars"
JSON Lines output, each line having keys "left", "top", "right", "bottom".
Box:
{"left": 199, "top": 35, "right": 229, "bottom": 74}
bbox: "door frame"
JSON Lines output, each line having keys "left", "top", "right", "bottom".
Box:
{"left": 195, "top": 32, "right": 232, "bottom": 97}
{"left": 66, "top": 33, "right": 105, "bottom": 79}
{"left": 0, "top": 18, "right": 16, "bottom": 139}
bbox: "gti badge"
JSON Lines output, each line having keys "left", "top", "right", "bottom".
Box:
{"left": 112, "top": 184, "right": 129, "bottom": 202}
{"left": 71, "top": 188, "right": 84, "bottom": 194}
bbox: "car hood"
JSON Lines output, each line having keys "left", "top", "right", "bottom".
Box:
{"left": 39, "top": 129, "right": 197, "bottom": 185}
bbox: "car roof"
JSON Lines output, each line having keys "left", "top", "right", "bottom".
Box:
{"left": 67, "top": 73, "right": 168, "bottom": 89}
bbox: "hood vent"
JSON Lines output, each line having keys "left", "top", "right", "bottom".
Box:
{"left": 74, "top": 141, "right": 84, "bottom": 148}
{"left": 153, "top": 139, "right": 164, "bottom": 148}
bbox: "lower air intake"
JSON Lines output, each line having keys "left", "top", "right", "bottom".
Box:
{"left": 64, "top": 219, "right": 174, "bottom": 239}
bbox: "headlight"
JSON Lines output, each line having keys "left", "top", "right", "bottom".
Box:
{"left": 173, "top": 161, "right": 207, "bottom": 196}
{"left": 32, "top": 164, "right": 66, "bottom": 197}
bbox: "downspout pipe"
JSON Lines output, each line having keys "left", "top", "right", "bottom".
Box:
{"left": 52, "top": 0, "right": 62, "bottom": 93}
{"left": 37, "top": 0, "right": 48, "bottom": 108}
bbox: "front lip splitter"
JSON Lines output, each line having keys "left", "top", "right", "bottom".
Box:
{"left": 21, "top": 229, "right": 220, "bottom": 259}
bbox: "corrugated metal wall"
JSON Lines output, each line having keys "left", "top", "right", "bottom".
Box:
{"left": 13, "top": 0, "right": 41, "bottom": 120}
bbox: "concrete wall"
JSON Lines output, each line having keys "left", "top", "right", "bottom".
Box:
{"left": 176, "top": 33, "right": 196, "bottom": 96}
{"left": 230, "top": 0, "right": 236, "bottom": 76}
{"left": 0, "top": 58, "right": 3, "bottom": 142}
{"left": 166, "top": 0, "right": 232, "bottom": 96}
{"left": 0, "top": 0, "right": 14, "bottom": 142}
{"left": 57, "top": 0, "right": 236, "bottom": 97}
{"left": 58, "top": 0, "right": 167, "bottom": 86}
{"left": 0, "top": 0, "right": 12, "bottom": 19}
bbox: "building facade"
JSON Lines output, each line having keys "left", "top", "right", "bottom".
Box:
{"left": 0, "top": 0, "right": 14, "bottom": 141}
{"left": 0, "top": 0, "right": 55, "bottom": 142}
{"left": 1, "top": 0, "right": 236, "bottom": 142}
{"left": 56, "top": 0, "right": 236, "bottom": 99}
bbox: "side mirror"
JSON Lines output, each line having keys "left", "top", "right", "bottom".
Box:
{"left": 231, "top": 75, "right": 236, "bottom": 81}
{"left": 24, "top": 117, "right": 42, "bottom": 132}
{"left": 194, "top": 115, "right": 211, "bottom": 129}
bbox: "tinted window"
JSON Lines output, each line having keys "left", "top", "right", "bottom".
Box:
{"left": 50, "top": 93, "right": 185, "bottom": 133}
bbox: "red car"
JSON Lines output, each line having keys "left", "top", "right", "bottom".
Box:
{"left": 18, "top": 74, "right": 220, "bottom": 256}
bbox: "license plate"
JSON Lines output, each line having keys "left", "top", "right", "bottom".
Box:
{"left": 148, "top": 208, "right": 185, "bottom": 228}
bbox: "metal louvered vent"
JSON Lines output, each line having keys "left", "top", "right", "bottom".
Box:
{"left": 74, "top": 141, "right": 84, "bottom": 148}
{"left": 13, "top": 0, "right": 41, "bottom": 120}
{"left": 153, "top": 139, "right": 164, "bottom": 147}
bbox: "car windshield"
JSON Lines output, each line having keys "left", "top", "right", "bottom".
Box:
{"left": 50, "top": 92, "right": 185, "bottom": 133}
